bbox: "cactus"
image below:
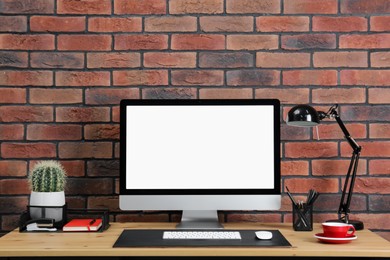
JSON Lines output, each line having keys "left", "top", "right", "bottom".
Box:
{"left": 29, "top": 161, "right": 67, "bottom": 192}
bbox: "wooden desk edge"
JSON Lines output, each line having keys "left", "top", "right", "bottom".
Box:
{"left": 1, "top": 222, "right": 390, "bottom": 257}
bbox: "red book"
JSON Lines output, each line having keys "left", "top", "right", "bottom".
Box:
{"left": 63, "top": 218, "right": 102, "bottom": 232}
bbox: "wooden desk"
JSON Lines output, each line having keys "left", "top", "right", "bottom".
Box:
{"left": 0, "top": 222, "right": 390, "bottom": 258}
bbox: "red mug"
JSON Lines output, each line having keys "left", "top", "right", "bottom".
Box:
{"left": 322, "top": 222, "right": 356, "bottom": 238}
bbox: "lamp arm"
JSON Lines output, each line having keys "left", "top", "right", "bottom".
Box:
{"left": 332, "top": 111, "right": 362, "bottom": 223}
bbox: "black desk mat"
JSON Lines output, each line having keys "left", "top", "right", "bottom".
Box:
{"left": 113, "top": 229, "right": 291, "bottom": 247}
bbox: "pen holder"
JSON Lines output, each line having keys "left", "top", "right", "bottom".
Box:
{"left": 293, "top": 203, "right": 313, "bottom": 231}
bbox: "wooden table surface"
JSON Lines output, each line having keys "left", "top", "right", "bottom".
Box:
{"left": 1, "top": 222, "right": 390, "bottom": 257}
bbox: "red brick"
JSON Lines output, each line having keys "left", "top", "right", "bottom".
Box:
{"left": 281, "top": 161, "right": 309, "bottom": 176}
{"left": 313, "top": 51, "right": 367, "bottom": 68}
{"left": 30, "top": 160, "right": 85, "bottom": 177}
{"left": 2, "top": 215, "right": 20, "bottom": 231}
{"left": 282, "top": 34, "right": 336, "bottom": 50}
{"left": 30, "top": 16, "right": 85, "bottom": 32}
{"left": 256, "top": 52, "right": 310, "bottom": 68}
{"left": 371, "top": 16, "right": 390, "bottom": 32}
{"left": 369, "top": 88, "right": 390, "bottom": 104}
{"left": 283, "top": 70, "right": 337, "bottom": 86}
{"left": 88, "top": 17, "right": 141, "bottom": 32}
{"left": 145, "top": 17, "right": 197, "bottom": 32}
{"left": 0, "top": 106, "right": 53, "bottom": 122}
{"left": 66, "top": 178, "right": 113, "bottom": 195}
{"left": 56, "top": 107, "right": 110, "bottom": 123}
{"left": 144, "top": 52, "right": 196, "bottom": 68}
{"left": 227, "top": 70, "right": 279, "bottom": 86}
{"left": 341, "top": 0, "right": 390, "bottom": 14}
{"left": 56, "top": 71, "right": 110, "bottom": 86}
{"left": 341, "top": 141, "right": 390, "bottom": 157}
{"left": 227, "top": 35, "right": 278, "bottom": 50}
{"left": 88, "top": 196, "right": 120, "bottom": 212}
{"left": 113, "top": 70, "right": 168, "bottom": 86}
{"left": 227, "top": 214, "right": 282, "bottom": 223}
{"left": 87, "top": 52, "right": 140, "bottom": 68}
{"left": 369, "top": 196, "right": 390, "bottom": 211}
{"left": 57, "top": 0, "right": 111, "bottom": 14}
{"left": 0, "top": 0, "right": 54, "bottom": 14}
{"left": 0, "top": 125, "right": 24, "bottom": 140}
{"left": 87, "top": 160, "right": 119, "bottom": 177}
{"left": 0, "top": 70, "right": 52, "bottom": 86}
{"left": 339, "top": 34, "right": 390, "bottom": 49}
{"left": 66, "top": 196, "right": 86, "bottom": 207}
{"left": 114, "top": 142, "right": 120, "bottom": 158}
{"left": 281, "top": 124, "right": 310, "bottom": 140}
{"left": 86, "top": 88, "right": 139, "bottom": 105}
{"left": 200, "top": 52, "right": 253, "bottom": 68}
{"left": 172, "top": 70, "right": 223, "bottom": 86}
{"left": 341, "top": 70, "right": 390, "bottom": 86}
{"left": 0, "top": 88, "right": 26, "bottom": 103}
{"left": 0, "top": 34, "right": 54, "bottom": 50}
{"left": 142, "top": 88, "right": 197, "bottom": 99}
{"left": 371, "top": 52, "right": 390, "bottom": 68}
{"left": 0, "top": 161, "right": 26, "bottom": 177}
{"left": 370, "top": 123, "right": 390, "bottom": 138}
{"left": 0, "top": 51, "right": 28, "bottom": 68}
{"left": 112, "top": 106, "right": 120, "bottom": 123}
{"left": 170, "top": 0, "right": 223, "bottom": 14}
{"left": 312, "top": 88, "right": 366, "bottom": 104}
{"left": 284, "top": 178, "right": 339, "bottom": 193}
{"left": 30, "top": 88, "right": 82, "bottom": 104}
{"left": 313, "top": 194, "right": 367, "bottom": 212}
{"left": 0, "top": 16, "right": 27, "bottom": 32}
{"left": 115, "top": 35, "right": 168, "bottom": 50}
{"left": 369, "top": 160, "right": 390, "bottom": 175}
{"left": 171, "top": 34, "right": 225, "bottom": 50}
{"left": 285, "top": 142, "right": 338, "bottom": 158}
{"left": 314, "top": 123, "right": 366, "bottom": 140}
{"left": 115, "top": 0, "right": 166, "bottom": 14}
{"left": 313, "top": 16, "right": 367, "bottom": 32}
{"left": 255, "top": 88, "right": 309, "bottom": 104}
{"left": 84, "top": 124, "right": 120, "bottom": 140}
{"left": 116, "top": 213, "right": 170, "bottom": 222}
{"left": 27, "top": 124, "right": 82, "bottom": 141}
{"left": 284, "top": 0, "right": 337, "bottom": 14}
{"left": 341, "top": 106, "right": 390, "bottom": 121}
{"left": 1, "top": 143, "right": 56, "bottom": 158}
{"left": 354, "top": 178, "right": 390, "bottom": 195}
{"left": 0, "top": 196, "right": 28, "bottom": 214}
{"left": 59, "top": 142, "right": 112, "bottom": 159}
{"left": 200, "top": 16, "right": 253, "bottom": 32}
{"left": 199, "top": 88, "right": 252, "bottom": 99}
{"left": 256, "top": 16, "right": 309, "bottom": 32}
{"left": 0, "top": 179, "right": 30, "bottom": 195}
{"left": 31, "top": 52, "right": 84, "bottom": 69}
{"left": 226, "top": 0, "right": 280, "bottom": 14}
{"left": 312, "top": 159, "right": 367, "bottom": 176}
{"left": 58, "top": 35, "right": 112, "bottom": 51}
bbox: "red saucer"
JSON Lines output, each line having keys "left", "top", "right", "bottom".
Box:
{"left": 314, "top": 233, "right": 357, "bottom": 244}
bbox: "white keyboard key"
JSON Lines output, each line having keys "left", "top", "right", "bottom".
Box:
{"left": 163, "top": 231, "right": 241, "bottom": 240}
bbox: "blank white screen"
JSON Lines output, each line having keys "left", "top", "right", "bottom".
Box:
{"left": 126, "top": 105, "right": 274, "bottom": 189}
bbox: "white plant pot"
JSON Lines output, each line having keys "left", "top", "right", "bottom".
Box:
{"left": 29, "top": 191, "right": 65, "bottom": 222}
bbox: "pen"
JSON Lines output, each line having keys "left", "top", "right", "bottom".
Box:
{"left": 89, "top": 219, "right": 96, "bottom": 225}
{"left": 286, "top": 186, "right": 309, "bottom": 228}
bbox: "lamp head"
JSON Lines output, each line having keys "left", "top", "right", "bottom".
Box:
{"left": 286, "top": 104, "right": 321, "bottom": 127}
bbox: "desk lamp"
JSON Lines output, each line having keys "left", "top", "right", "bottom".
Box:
{"left": 286, "top": 104, "right": 364, "bottom": 230}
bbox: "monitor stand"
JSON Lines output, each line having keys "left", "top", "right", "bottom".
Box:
{"left": 176, "top": 210, "right": 224, "bottom": 229}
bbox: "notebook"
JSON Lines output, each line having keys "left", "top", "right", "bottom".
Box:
{"left": 63, "top": 218, "right": 102, "bottom": 232}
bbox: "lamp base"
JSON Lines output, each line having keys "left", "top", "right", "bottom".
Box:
{"left": 326, "top": 219, "right": 364, "bottom": 230}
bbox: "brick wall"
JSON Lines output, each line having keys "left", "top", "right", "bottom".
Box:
{"left": 0, "top": 0, "right": 389, "bottom": 238}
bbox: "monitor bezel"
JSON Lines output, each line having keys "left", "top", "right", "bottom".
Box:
{"left": 120, "top": 99, "right": 280, "bottom": 196}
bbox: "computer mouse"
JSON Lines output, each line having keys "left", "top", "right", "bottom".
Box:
{"left": 255, "top": 231, "right": 273, "bottom": 240}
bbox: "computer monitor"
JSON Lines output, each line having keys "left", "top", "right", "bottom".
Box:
{"left": 120, "top": 99, "right": 281, "bottom": 229}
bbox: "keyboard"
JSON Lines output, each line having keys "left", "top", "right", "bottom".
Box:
{"left": 162, "top": 231, "right": 242, "bottom": 240}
